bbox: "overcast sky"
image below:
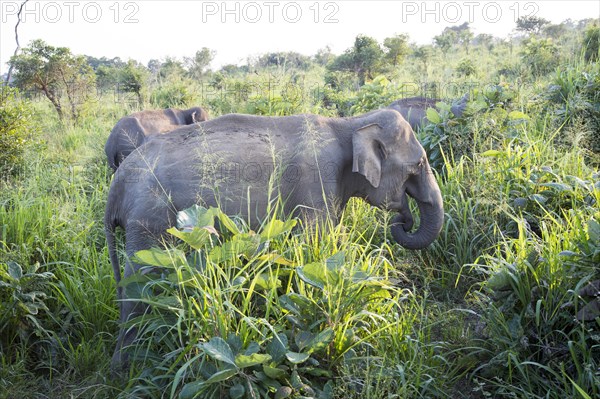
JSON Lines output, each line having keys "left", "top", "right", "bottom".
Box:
{"left": 1, "top": 0, "right": 599, "bottom": 73}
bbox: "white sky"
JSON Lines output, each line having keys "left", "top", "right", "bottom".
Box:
{"left": 1, "top": 0, "right": 599, "bottom": 73}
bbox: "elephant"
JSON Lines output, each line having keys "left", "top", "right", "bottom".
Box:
{"left": 104, "top": 106, "right": 209, "bottom": 171}
{"left": 105, "top": 109, "right": 444, "bottom": 368}
{"left": 388, "top": 94, "right": 469, "bottom": 131}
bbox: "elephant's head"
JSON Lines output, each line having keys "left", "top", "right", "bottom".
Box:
{"left": 185, "top": 107, "right": 209, "bottom": 124}
{"left": 351, "top": 110, "right": 444, "bottom": 249}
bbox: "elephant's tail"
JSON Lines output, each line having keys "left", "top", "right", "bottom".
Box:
{"left": 105, "top": 216, "right": 121, "bottom": 287}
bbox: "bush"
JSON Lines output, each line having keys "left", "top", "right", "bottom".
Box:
{"left": 583, "top": 23, "right": 600, "bottom": 62}
{"left": 520, "top": 37, "right": 560, "bottom": 76}
{"left": 0, "top": 86, "right": 38, "bottom": 177}
{"left": 544, "top": 62, "right": 600, "bottom": 165}
{"left": 150, "top": 82, "right": 194, "bottom": 108}
{"left": 456, "top": 58, "right": 477, "bottom": 77}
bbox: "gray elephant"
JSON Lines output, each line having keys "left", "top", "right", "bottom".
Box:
{"left": 388, "top": 94, "right": 468, "bottom": 131}
{"left": 104, "top": 106, "right": 209, "bottom": 171}
{"left": 105, "top": 109, "right": 444, "bottom": 368}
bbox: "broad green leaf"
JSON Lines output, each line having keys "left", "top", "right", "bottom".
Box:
{"left": 244, "top": 341, "right": 260, "bottom": 355}
{"left": 202, "top": 337, "right": 236, "bottom": 366}
{"left": 306, "top": 328, "right": 334, "bottom": 354}
{"left": 301, "top": 367, "right": 332, "bottom": 377}
{"left": 235, "top": 353, "right": 272, "bottom": 368}
{"left": 266, "top": 334, "right": 288, "bottom": 362}
{"left": 274, "top": 386, "right": 293, "bottom": 399}
{"left": 508, "top": 110, "right": 530, "bottom": 120}
{"left": 285, "top": 351, "right": 309, "bottom": 364}
{"left": 133, "top": 248, "right": 185, "bottom": 268}
{"left": 528, "top": 194, "right": 547, "bottom": 203}
{"left": 279, "top": 295, "right": 301, "bottom": 315}
{"left": 229, "top": 384, "right": 245, "bottom": 399}
{"left": 176, "top": 205, "right": 217, "bottom": 230}
{"left": 260, "top": 219, "right": 297, "bottom": 240}
{"left": 258, "top": 253, "right": 295, "bottom": 266}
{"left": 287, "top": 293, "right": 313, "bottom": 313}
{"left": 7, "top": 262, "right": 23, "bottom": 280}
{"left": 227, "top": 334, "right": 243, "bottom": 354}
{"left": 204, "top": 367, "right": 238, "bottom": 384}
{"left": 209, "top": 238, "right": 258, "bottom": 263}
{"left": 295, "top": 331, "right": 315, "bottom": 352}
{"left": 487, "top": 270, "right": 511, "bottom": 291}
{"left": 296, "top": 263, "right": 325, "bottom": 289}
{"left": 263, "top": 363, "right": 287, "bottom": 379}
{"left": 253, "top": 273, "right": 282, "bottom": 290}
{"left": 141, "top": 295, "right": 181, "bottom": 310}
{"left": 588, "top": 219, "right": 600, "bottom": 243}
{"left": 168, "top": 226, "right": 215, "bottom": 250}
{"left": 217, "top": 212, "right": 241, "bottom": 235}
{"left": 325, "top": 251, "right": 345, "bottom": 272}
{"left": 425, "top": 107, "right": 441, "bottom": 124}
{"left": 540, "top": 182, "right": 572, "bottom": 192}
{"left": 179, "top": 380, "right": 203, "bottom": 399}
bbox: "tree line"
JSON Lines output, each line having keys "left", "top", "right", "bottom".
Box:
{"left": 4, "top": 17, "right": 599, "bottom": 122}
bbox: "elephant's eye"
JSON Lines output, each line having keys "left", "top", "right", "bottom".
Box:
{"left": 377, "top": 141, "right": 388, "bottom": 160}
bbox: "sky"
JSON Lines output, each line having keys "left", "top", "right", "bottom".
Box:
{"left": 1, "top": 0, "right": 599, "bottom": 73}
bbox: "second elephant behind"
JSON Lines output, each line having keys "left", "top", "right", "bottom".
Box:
{"left": 388, "top": 94, "right": 468, "bottom": 131}
{"left": 105, "top": 106, "right": 209, "bottom": 171}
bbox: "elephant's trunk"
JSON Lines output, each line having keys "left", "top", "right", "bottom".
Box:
{"left": 390, "top": 175, "right": 444, "bottom": 250}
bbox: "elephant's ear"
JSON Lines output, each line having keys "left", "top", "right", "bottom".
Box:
{"left": 352, "top": 123, "right": 385, "bottom": 188}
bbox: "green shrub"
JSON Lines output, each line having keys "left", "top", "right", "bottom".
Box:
{"left": 583, "top": 23, "right": 600, "bottom": 62}
{"left": 520, "top": 37, "right": 560, "bottom": 76}
{"left": 119, "top": 206, "right": 433, "bottom": 398}
{"left": 150, "top": 82, "right": 194, "bottom": 108}
{"left": 456, "top": 58, "right": 477, "bottom": 77}
{"left": 419, "top": 84, "right": 522, "bottom": 173}
{"left": 544, "top": 62, "right": 600, "bottom": 165}
{"left": 0, "top": 86, "right": 38, "bottom": 177}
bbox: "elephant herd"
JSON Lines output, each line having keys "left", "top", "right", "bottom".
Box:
{"left": 104, "top": 97, "right": 459, "bottom": 369}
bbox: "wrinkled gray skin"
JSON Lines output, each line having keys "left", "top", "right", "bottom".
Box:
{"left": 105, "top": 109, "right": 444, "bottom": 369}
{"left": 388, "top": 93, "right": 469, "bottom": 131}
{"left": 104, "top": 106, "right": 209, "bottom": 171}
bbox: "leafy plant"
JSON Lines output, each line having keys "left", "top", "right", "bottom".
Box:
{"left": 120, "top": 205, "right": 400, "bottom": 398}
{"left": 0, "top": 86, "right": 38, "bottom": 177}
{"left": 0, "top": 262, "right": 54, "bottom": 355}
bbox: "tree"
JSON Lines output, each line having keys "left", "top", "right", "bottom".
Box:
{"left": 434, "top": 23, "right": 473, "bottom": 55}
{"left": 474, "top": 33, "right": 495, "bottom": 52}
{"left": 5, "top": 0, "right": 28, "bottom": 84}
{"left": 516, "top": 16, "right": 550, "bottom": 35}
{"left": 383, "top": 34, "right": 409, "bottom": 66}
{"left": 452, "top": 22, "right": 474, "bottom": 54}
{"left": 159, "top": 57, "right": 186, "bottom": 81}
{"left": 456, "top": 58, "right": 477, "bottom": 77}
{"left": 9, "top": 39, "right": 95, "bottom": 121}
{"left": 583, "top": 22, "right": 600, "bottom": 62}
{"left": 185, "top": 48, "right": 215, "bottom": 80}
{"left": 256, "top": 52, "right": 312, "bottom": 70}
{"left": 327, "top": 35, "right": 384, "bottom": 86}
{"left": 119, "top": 60, "right": 148, "bottom": 105}
{"left": 543, "top": 23, "right": 567, "bottom": 39}
{"left": 434, "top": 31, "right": 456, "bottom": 56}
{"left": 412, "top": 45, "right": 433, "bottom": 76}
{"left": 0, "top": 86, "right": 37, "bottom": 176}
{"left": 520, "top": 37, "right": 559, "bottom": 75}
{"left": 314, "top": 46, "right": 334, "bottom": 66}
